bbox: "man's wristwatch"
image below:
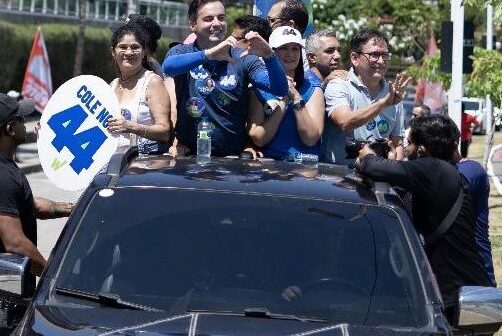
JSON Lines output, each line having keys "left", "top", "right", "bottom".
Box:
{"left": 291, "top": 99, "right": 306, "bottom": 110}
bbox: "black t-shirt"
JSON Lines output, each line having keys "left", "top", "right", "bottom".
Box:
{"left": 357, "top": 155, "right": 492, "bottom": 307}
{"left": 0, "top": 154, "right": 37, "bottom": 252}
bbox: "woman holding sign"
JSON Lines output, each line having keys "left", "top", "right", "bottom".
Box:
{"left": 108, "top": 23, "right": 172, "bottom": 154}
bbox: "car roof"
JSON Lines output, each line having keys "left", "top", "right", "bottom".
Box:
{"left": 94, "top": 148, "right": 389, "bottom": 205}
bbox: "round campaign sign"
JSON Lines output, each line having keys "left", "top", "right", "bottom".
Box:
{"left": 38, "top": 75, "right": 120, "bottom": 191}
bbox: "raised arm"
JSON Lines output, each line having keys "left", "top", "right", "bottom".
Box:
{"left": 247, "top": 90, "right": 287, "bottom": 147}
{"left": 290, "top": 86, "right": 325, "bottom": 146}
{"left": 163, "top": 51, "right": 206, "bottom": 77}
{"left": 327, "top": 73, "right": 410, "bottom": 132}
{"left": 244, "top": 32, "right": 288, "bottom": 97}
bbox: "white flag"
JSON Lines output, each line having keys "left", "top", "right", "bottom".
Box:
{"left": 22, "top": 27, "right": 53, "bottom": 113}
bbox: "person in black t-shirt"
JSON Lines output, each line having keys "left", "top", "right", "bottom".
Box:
{"left": 0, "top": 93, "right": 73, "bottom": 278}
{"left": 355, "top": 114, "right": 492, "bottom": 326}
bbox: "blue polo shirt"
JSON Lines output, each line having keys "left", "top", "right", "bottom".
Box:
{"left": 163, "top": 43, "right": 288, "bottom": 156}
{"left": 321, "top": 68, "right": 405, "bottom": 164}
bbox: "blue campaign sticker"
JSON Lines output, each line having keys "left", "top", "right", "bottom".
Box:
{"left": 186, "top": 97, "right": 205, "bottom": 118}
{"left": 121, "top": 108, "right": 132, "bottom": 120}
{"left": 196, "top": 78, "right": 216, "bottom": 95}
{"left": 366, "top": 120, "right": 376, "bottom": 131}
{"left": 377, "top": 118, "right": 389, "bottom": 135}
{"left": 190, "top": 65, "right": 209, "bottom": 80}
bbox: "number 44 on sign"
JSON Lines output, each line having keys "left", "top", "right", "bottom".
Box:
{"left": 38, "top": 75, "right": 120, "bottom": 191}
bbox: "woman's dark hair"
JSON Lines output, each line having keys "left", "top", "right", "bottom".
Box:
{"left": 112, "top": 23, "right": 150, "bottom": 49}
{"left": 294, "top": 53, "right": 304, "bottom": 90}
{"left": 111, "top": 23, "right": 152, "bottom": 72}
{"left": 126, "top": 14, "right": 162, "bottom": 52}
{"left": 409, "top": 115, "right": 457, "bottom": 161}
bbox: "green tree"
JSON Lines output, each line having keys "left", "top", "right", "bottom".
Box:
{"left": 466, "top": 48, "right": 502, "bottom": 108}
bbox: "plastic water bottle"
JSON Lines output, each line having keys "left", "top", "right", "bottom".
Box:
{"left": 197, "top": 118, "right": 211, "bottom": 157}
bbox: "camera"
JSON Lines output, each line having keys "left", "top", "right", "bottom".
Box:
{"left": 345, "top": 138, "right": 390, "bottom": 159}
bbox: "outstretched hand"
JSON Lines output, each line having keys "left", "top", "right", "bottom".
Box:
{"left": 381, "top": 72, "right": 412, "bottom": 107}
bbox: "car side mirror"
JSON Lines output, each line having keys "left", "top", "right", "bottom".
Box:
{"left": 457, "top": 286, "right": 502, "bottom": 334}
{"left": 0, "top": 253, "right": 32, "bottom": 298}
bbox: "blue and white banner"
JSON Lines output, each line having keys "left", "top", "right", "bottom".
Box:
{"left": 38, "top": 75, "right": 120, "bottom": 191}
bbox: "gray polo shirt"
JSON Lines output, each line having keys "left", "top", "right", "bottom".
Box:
{"left": 321, "top": 68, "right": 404, "bottom": 164}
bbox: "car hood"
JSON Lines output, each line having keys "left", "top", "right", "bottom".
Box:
{"left": 20, "top": 305, "right": 441, "bottom": 336}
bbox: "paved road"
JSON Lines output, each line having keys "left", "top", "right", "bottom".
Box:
{"left": 26, "top": 171, "right": 83, "bottom": 260}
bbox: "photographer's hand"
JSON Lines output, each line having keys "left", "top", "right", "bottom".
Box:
{"left": 355, "top": 144, "right": 376, "bottom": 166}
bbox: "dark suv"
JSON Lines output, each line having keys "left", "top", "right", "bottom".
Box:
{"left": 2, "top": 148, "right": 502, "bottom": 335}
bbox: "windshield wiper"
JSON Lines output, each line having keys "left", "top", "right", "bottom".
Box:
{"left": 244, "top": 308, "right": 327, "bottom": 323}
{"left": 54, "top": 287, "right": 162, "bottom": 312}
{"left": 188, "top": 308, "right": 326, "bottom": 323}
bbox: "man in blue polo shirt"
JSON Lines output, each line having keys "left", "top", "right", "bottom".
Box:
{"left": 163, "top": 0, "right": 288, "bottom": 156}
{"left": 321, "top": 28, "right": 411, "bottom": 165}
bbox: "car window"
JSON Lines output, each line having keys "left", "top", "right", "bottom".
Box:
{"left": 53, "top": 188, "right": 429, "bottom": 327}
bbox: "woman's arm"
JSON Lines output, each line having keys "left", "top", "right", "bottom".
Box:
{"left": 292, "top": 87, "right": 325, "bottom": 146}
{"left": 247, "top": 90, "right": 286, "bottom": 148}
{"left": 143, "top": 75, "right": 172, "bottom": 142}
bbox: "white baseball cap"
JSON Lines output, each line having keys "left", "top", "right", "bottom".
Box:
{"left": 269, "top": 26, "right": 304, "bottom": 49}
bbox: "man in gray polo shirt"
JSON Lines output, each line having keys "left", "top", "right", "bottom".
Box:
{"left": 321, "top": 28, "right": 410, "bottom": 164}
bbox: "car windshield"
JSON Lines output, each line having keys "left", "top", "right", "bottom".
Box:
{"left": 53, "top": 188, "right": 428, "bottom": 327}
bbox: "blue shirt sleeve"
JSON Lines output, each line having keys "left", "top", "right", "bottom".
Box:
{"left": 162, "top": 45, "right": 206, "bottom": 77}
{"left": 245, "top": 54, "right": 288, "bottom": 97}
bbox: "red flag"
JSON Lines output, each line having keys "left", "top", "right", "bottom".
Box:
{"left": 415, "top": 34, "right": 447, "bottom": 113}
{"left": 22, "top": 27, "right": 52, "bottom": 113}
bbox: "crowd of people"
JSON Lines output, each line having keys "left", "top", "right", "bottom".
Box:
{"left": 0, "top": 0, "right": 495, "bottom": 329}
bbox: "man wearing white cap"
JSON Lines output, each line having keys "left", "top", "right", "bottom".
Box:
{"left": 248, "top": 26, "right": 324, "bottom": 160}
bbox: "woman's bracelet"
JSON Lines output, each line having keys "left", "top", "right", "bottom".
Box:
{"left": 142, "top": 125, "right": 147, "bottom": 138}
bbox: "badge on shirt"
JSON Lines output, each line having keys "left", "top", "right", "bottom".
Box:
{"left": 196, "top": 77, "right": 216, "bottom": 95}
{"left": 366, "top": 119, "right": 376, "bottom": 131}
{"left": 121, "top": 108, "right": 132, "bottom": 121}
{"left": 190, "top": 65, "right": 209, "bottom": 80}
{"left": 186, "top": 97, "right": 205, "bottom": 118}
{"left": 377, "top": 118, "right": 389, "bottom": 134}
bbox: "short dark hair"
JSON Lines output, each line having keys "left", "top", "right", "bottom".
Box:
{"left": 189, "top": 0, "right": 224, "bottom": 22}
{"left": 409, "top": 115, "right": 457, "bottom": 161}
{"left": 349, "top": 27, "right": 389, "bottom": 52}
{"left": 444, "top": 116, "right": 461, "bottom": 143}
{"left": 413, "top": 104, "right": 431, "bottom": 116}
{"left": 278, "top": 0, "right": 308, "bottom": 35}
{"left": 126, "top": 14, "right": 162, "bottom": 52}
{"left": 234, "top": 15, "right": 271, "bottom": 40}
